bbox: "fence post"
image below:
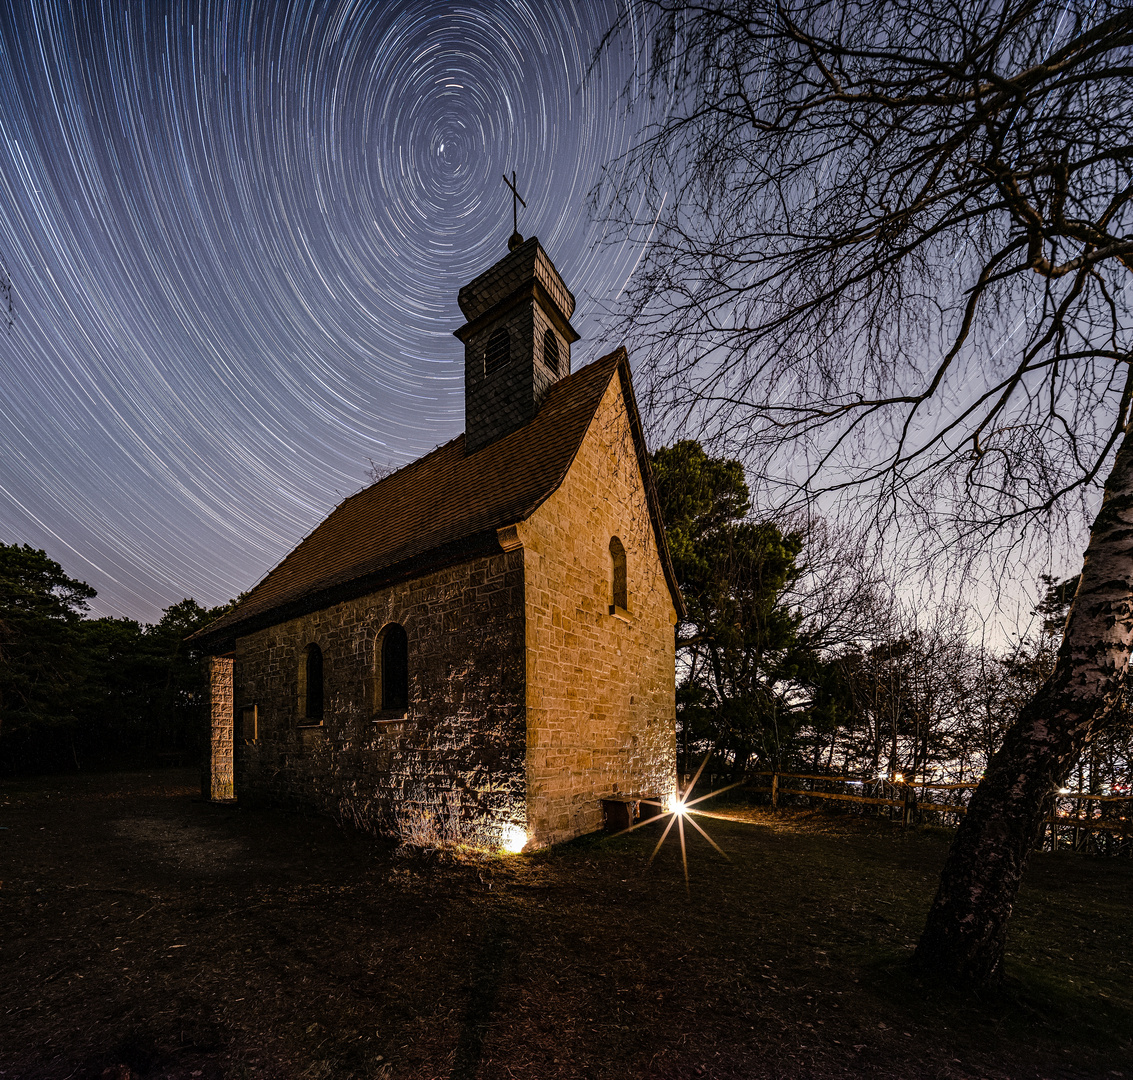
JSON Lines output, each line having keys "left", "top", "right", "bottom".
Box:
{"left": 771, "top": 772, "right": 779, "bottom": 809}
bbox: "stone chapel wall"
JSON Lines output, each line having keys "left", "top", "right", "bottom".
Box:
{"left": 521, "top": 376, "right": 678, "bottom": 845}
{"left": 208, "top": 656, "right": 234, "bottom": 801}
{"left": 231, "top": 549, "right": 527, "bottom": 843}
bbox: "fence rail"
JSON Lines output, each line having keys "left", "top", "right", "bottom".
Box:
{"left": 686, "top": 770, "right": 1132, "bottom": 855}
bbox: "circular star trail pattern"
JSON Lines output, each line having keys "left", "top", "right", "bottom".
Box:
{"left": 0, "top": 0, "right": 650, "bottom": 619}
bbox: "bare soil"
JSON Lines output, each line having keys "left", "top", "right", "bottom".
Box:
{"left": 1, "top": 770, "right": 1130, "bottom": 1080}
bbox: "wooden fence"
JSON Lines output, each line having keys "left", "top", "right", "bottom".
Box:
{"left": 691, "top": 771, "right": 1133, "bottom": 855}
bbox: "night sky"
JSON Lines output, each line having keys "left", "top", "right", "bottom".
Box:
{"left": 0, "top": 0, "right": 652, "bottom": 622}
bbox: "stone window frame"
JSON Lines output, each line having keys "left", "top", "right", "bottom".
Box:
{"left": 609, "top": 535, "right": 630, "bottom": 619}
{"left": 373, "top": 621, "right": 410, "bottom": 723}
{"left": 297, "top": 642, "right": 325, "bottom": 726}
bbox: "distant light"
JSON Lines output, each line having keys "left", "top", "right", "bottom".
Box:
{"left": 1058, "top": 787, "right": 1071, "bottom": 795}
{"left": 501, "top": 824, "right": 526, "bottom": 853}
{"left": 894, "top": 773, "right": 904, "bottom": 783}
{"left": 672, "top": 800, "right": 688, "bottom": 816}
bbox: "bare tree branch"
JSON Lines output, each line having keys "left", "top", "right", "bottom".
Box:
{"left": 596, "top": 0, "right": 1133, "bottom": 988}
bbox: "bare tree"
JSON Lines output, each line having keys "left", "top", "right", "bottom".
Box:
{"left": 599, "top": 0, "right": 1133, "bottom": 984}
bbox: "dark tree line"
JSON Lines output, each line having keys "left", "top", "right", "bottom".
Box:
{"left": 654, "top": 442, "right": 1132, "bottom": 801}
{"left": 604, "top": 0, "right": 1133, "bottom": 985}
{"left": 803, "top": 581, "right": 1130, "bottom": 796}
{"left": 0, "top": 542, "right": 230, "bottom": 774}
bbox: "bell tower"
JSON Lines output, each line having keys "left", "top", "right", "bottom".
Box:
{"left": 455, "top": 235, "right": 580, "bottom": 455}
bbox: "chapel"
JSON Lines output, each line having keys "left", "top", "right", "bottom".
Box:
{"left": 189, "top": 234, "right": 683, "bottom": 849}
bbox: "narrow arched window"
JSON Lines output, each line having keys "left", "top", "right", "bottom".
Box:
{"left": 304, "top": 644, "right": 324, "bottom": 720}
{"left": 542, "top": 328, "right": 560, "bottom": 374}
{"left": 485, "top": 328, "right": 510, "bottom": 374}
{"left": 609, "top": 536, "right": 627, "bottom": 612}
{"left": 380, "top": 624, "right": 409, "bottom": 713}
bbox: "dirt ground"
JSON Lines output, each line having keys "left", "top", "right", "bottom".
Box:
{"left": 1, "top": 770, "right": 1130, "bottom": 1080}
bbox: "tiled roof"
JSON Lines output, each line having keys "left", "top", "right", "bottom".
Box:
{"left": 190, "top": 349, "right": 682, "bottom": 652}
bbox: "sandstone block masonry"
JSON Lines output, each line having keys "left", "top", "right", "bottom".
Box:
{"left": 231, "top": 550, "right": 527, "bottom": 842}
{"left": 197, "top": 228, "right": 680, "bottom": 848}
{"left": 521, "top": 374, "right": 678, "bottom": 845}
{"left": 208, "top": 656, "right": 235, "bottom": 802}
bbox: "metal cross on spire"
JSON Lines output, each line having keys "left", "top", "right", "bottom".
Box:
{"left": 502, "top": 170, "right": 527, "bottom": 251}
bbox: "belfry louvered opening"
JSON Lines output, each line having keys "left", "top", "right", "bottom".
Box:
{"left": 485, "top": 327, "right": 510, "bottom": 374}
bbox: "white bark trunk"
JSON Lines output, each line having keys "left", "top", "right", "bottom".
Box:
{"left": 914, "top": 422, "right": 1133, "bottom": 983}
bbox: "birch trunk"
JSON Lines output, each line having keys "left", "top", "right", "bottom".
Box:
{"left": 913, "top": 424, "right": 1133, "bottom": 984}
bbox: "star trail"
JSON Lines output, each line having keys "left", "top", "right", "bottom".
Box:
{"left": 0, "top": 0, "right": 651, "bottom": 620}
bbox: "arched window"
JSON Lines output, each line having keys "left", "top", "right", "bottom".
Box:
{"left": 609, "top": 536, "right": 627, "bottom": 613}
{"left": 304, "top": 643, "right": 324, "bottom": 721}
{"left": 379, "top": 623, "right": 409, "bottom": 713}
{"left": 542, "top": 328, "right": 560, "bottom": 374}
{"left": 485, "top": 327, "right": 510, "bottom": 374}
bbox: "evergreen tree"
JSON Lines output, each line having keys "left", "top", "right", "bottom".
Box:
{"left": 1, "top": 541, "right": 233, "bottom": 773}
{"left": 652, "top": 441, "right": 812, "bottom": 774}
{"left": 0, "top": 543, "right": 96, "bottom": 769}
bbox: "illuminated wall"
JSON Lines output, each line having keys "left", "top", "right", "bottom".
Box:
{"left": 230, "top": 548, "right": 528, "bottom": 846}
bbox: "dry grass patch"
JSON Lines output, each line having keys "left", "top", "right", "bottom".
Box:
{"left": 1, "top": 772, "right": 1129, "bottom": 1079}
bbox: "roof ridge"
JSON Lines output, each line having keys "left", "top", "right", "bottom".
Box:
{"left": 349, "top": 432, "right": 464, "bottom": 501}
{"left": 507, "top": 349, "right": 623, "bottom": 519}
{"left": 241, "top": 433, "right": 467, "bottom": 597}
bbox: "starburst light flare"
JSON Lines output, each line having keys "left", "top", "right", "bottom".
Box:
{"left": 613, "top": 752, "right": 742, "bottom": 895}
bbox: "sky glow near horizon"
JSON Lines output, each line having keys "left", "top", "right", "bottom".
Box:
{"left": 0, "top": 0, "right": 651, "bottom": 622}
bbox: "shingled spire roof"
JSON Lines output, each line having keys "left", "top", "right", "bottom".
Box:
{"left": 190, "top": 349, "right": 683, "bottom": 654}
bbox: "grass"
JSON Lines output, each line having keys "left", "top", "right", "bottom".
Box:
{"left": 0, "top": 770, "right": 1130, "bottom": 1079}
